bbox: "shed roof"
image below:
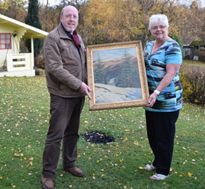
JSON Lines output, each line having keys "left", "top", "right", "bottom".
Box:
{"left": 0, "top": 14, "right": 48, "bottom": 38}
{"left": 190, "top": 39, "right": 205, "bottom": 47}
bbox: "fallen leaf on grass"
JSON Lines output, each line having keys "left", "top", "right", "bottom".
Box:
{"left": 187, "top": 172, "right": 192, "bottom": 177}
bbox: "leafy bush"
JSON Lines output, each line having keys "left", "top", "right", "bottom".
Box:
{"left": 181, "top": 64, "right": 205, "bottom": 105}
{"left": 35, "top": 53, "right": 45, "bottom": 69}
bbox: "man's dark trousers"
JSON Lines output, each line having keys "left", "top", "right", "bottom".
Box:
{"left": 42, "top": 94, "right": 85, "bottom": 178}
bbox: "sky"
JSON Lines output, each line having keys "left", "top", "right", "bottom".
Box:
{"left": 39, "top": 0, "right": 205, "bottom": 7}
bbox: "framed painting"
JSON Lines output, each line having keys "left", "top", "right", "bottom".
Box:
{"left": 86, "top": 41, "right": 149, "bottom": 110}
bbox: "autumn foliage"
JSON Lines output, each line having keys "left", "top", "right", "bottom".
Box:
{"left": 1, "top": 0, "right": 205, "bottom": 46}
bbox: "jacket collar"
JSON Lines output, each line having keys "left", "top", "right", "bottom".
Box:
{"left": 57, "top": 23, "right": 72, "bottom": 40}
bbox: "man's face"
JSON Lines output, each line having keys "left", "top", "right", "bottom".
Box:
{"left": 60, "top": 7, "right": 78, "bottom": 32}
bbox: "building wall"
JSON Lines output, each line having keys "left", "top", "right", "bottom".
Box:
{"left": 0, "top": 25, "right": 20, "bottom": 69}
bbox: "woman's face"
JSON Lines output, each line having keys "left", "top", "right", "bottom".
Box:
{"left": 150, "top": 22, "right": 168, "bottom": 41}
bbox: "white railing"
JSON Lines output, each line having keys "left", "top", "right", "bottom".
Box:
{"left": 7, "top": 53, "right": 32, "bottom": 71}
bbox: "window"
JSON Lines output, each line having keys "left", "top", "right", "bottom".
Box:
{"left": 0, "top": 33, "right": 11, "bottom": 49}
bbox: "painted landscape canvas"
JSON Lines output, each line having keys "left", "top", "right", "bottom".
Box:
{"left": 87, "top": 41, "right": 149, "bottom": 110}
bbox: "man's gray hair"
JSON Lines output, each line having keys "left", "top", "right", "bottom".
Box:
{"left": 148, "top": 14, "right": 169, "bottom": 30}
{"left": 61, "top": 5, "right": 78, "bottom": 16}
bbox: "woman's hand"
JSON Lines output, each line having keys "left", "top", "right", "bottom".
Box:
{"left": 146, "top": 92, "right": 158, "bottom": 107}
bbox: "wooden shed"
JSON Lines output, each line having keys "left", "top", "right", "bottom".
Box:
{"left": 0, "top": 14, "right": 48, "bottom": 77}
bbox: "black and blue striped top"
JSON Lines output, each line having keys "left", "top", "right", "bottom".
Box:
{"left": 144, "top": 39, "right": 183, "bottom": 112}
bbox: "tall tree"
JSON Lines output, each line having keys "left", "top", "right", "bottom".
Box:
{"left": 25, "top": 0, "right": 43, "bottom": 59}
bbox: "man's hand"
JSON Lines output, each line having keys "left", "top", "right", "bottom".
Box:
{"left": 79, "top": 82, "right": 91, "bottom": 99}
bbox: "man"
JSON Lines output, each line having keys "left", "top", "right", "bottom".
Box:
{"left": 41, "top": 5, "right": 91, "bottom": 189}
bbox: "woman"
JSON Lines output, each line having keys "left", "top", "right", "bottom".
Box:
{"left": 143, "top": 14, "right": 183, "bottom": 180}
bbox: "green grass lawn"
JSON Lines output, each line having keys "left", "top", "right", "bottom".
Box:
{"left": 0, "top": 76, "right": 205, "bottom": 189}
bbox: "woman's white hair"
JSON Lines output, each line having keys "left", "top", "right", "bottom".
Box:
{"left": 148, "top": 14, "right": 169, "bottom": 30}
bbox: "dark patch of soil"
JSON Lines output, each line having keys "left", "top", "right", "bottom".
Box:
{"left": 82, "top": 130, "right": 115, "bottom": 144}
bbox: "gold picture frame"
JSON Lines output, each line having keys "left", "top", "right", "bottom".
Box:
{"left": 86, "top": 41, "right": 149, "bottom": 110}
